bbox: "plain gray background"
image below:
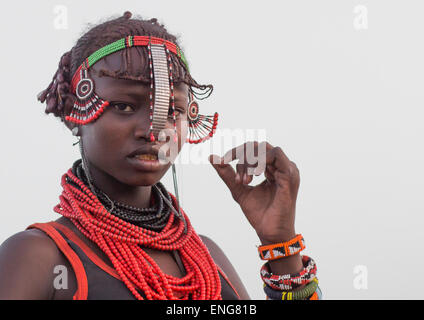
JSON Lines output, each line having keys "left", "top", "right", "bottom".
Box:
{"left": 1, "top": 0, "right": 423, "bottom": 299}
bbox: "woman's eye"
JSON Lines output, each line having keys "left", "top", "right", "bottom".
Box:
{"left": 168, "top": 108, "right": 183, "bottom": 118}
{"left": 113, "top": 103, "right": 134, "bottom": 112}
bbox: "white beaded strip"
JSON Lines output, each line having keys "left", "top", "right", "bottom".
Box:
{"left": 150, "top": 44, "right": 170, "bottom": 139}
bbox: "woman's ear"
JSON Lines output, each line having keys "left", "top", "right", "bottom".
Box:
{"left": 71, "top": 127, "right": 80, "bottom": 137}
{"left": 63, "top": 118, "right": 81, "bottom": 137}
{"left": 61, "top": 92, "right": 78, "bottom": 134}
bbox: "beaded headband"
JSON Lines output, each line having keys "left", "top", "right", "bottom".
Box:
{"left": 68, "top": 35, "right": 218, "bottom": 144}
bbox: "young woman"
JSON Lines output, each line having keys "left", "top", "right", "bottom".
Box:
{"left": 0, "top": 12, "right": 320, "bottom": 300}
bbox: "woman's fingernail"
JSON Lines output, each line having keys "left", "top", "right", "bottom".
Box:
{"left": 235, "top": 173, "right": 240, "bottom": 182}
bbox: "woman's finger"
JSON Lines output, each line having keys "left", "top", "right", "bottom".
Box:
{"left": 264, "top": 146, "right": 292, "bottom": 173}
{"left": 252, "top": 141, "right": 273, "bottom": 175}
{"left": 223, "top": 141, "right": 273, "bottom": 175}
{"left": 235, "top": 162, "right": 246, "bottom": 184}
{"left": 209, "top": 154, "right": 247, "bottom": 202}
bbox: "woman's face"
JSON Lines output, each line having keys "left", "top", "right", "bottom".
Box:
{"left": 74, "top": 48, "right": 189, "bottom": 187}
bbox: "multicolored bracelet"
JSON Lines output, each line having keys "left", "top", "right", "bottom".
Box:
{"left": 260, "top": 255, "right": 317, "bottom": 291}
{"left": 258, "top": 234, "right": 305, "bottom": 260}
{"left": 263, "top": 278, "right": 319, "bottom": 300}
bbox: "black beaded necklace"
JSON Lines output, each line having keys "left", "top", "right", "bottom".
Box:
{"left": 71, "top": 159, "right": 172, "bottom": 231}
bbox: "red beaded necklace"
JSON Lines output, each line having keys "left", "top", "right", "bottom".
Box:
{"left": 54, "top": 167, "right": 222, "bottom": 300}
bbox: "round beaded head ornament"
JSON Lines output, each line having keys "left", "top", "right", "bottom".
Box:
{"left": 68, "top": 36, "right": 218, "bottom": 144}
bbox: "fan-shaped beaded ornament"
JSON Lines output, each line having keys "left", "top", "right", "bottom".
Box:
{"left": 68, "top": 35, "right": 218, "bottom": 144}
{"left": 67, "top": 64, "right": 110, "bottom": 125}
{"left": 187, "top": 96, "right": 218, "bottom": 144}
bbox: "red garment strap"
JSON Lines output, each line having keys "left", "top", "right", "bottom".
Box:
{"left": 48, "top": 221, "right": 120, "bottom": 280}
{"left": 216, "top": 265, "right": 240, "bottom": 300}
{"left": 26, "top": 222, "right": 88, "bottom": 300}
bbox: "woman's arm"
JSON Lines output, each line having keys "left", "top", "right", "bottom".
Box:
{"left": 0, "top": 229, "right": 60, "bottom": 299}
{"left": 208, "top": 142, "right": 319, "bottom": 299}
{"left": 199, "top": 234, "right": 250, "bottom": 300}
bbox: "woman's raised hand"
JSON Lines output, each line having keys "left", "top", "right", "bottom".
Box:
{"left": 209, "top": 141, "right": 300, "bottom": 243}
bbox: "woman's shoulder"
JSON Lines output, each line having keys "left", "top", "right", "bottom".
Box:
{"left": 198, "top": 234, "right": 250, "bottom": 299}
{"left": 0, "top": 227, "right": 63, "bottom": 265}
{"left": 0, "top": 226, "right": 68, "bottom": 299}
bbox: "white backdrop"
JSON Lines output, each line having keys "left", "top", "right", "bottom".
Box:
{"left": 1, "top": 0, "right": 423, "bottom": 299}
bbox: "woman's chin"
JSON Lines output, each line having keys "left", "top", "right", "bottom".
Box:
{"left": 122, "top": 172, "right": 165, "bottom": 187}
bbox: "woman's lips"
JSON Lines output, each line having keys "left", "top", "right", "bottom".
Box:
{"left": 126, "top": 154, "right": 162, "bottom": 171}
{"left": 136, "top": 154, "right": 158, "bottom": 161}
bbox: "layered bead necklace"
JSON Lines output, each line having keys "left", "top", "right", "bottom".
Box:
{"left": 54, "top": 160, "right": 222, "bottom": 300}
{"left": 73, "top": 159, "right": 171, "bottom": 231}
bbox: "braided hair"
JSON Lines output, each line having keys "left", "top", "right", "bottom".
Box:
{"left": 37, "top": 11, "right": 213, "bottom": 124}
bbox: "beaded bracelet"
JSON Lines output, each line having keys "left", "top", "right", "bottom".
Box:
{"left": 260, "top": 255, "right": 317, "bottom": 291}
{"left": 265, "top": 288, "right": 321, "bottom": 300}
{"left": 263, "top": 278, "right": 319, "bottom": 300}
{"left": 258, "top": 234, "right": 305, "bottom": 260}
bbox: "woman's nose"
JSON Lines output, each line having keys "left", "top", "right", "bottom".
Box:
{"left": 133, "top": 109, "right": 153, "bottom": 141}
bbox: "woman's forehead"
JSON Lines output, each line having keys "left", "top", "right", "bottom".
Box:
{"left": 88, "top": 51, "right": 188, "bottom": 102}
{"left": 90, "top": 47, "right": 147, "bottom": 75}
{"left": 91, "top": 79, "right": 189, "bottom": 102}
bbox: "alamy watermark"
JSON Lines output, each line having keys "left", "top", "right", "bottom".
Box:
{"left": 53, "top": 265, "right": 68, "bottom": 290}
{"left": 157, "top": 123, "right": 268, "bottom": 175}
{"left": 53, "top": 5, "right": 68, "bottom": 30}
{"left": 353, "top": 265, "right": 368, "bottom": 290}
{"left": 353, "top": 5, "right": 368, "bottom": 30}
